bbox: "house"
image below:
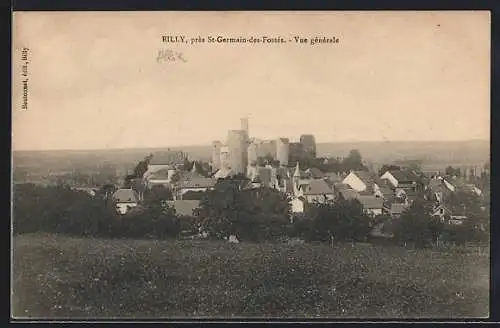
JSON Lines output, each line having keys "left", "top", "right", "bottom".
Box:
{"left": 144, "top": 168, "right": 176, "bottom": 188}
{"left": 272, "top": 167, "right": 292, "bottom": 194}
{"left": 292, "top": 162, "right": 310, "bottom": 197}
{"left": 112, "top": 188, "right": 140, "bottom": 215}
{"left": 374, "top": 179, "right": 394, "bottom": 199}
{"left": 165, "top": 200, "right": 201, "bottom": 217}
{"left": 393, "top": 188, "right": 419, "bottom": 205}
{"left": 290, "top": 196, "right": 306, "bottom": 214}
{"left": 342, "top": 170, "right": 380, "bottom": 194}
{"left": 443, "top": 176, "right": 482, "bottom": 196}
{"left": 177, "top": 164, "right": 207, "bottom": 182}
{"left": 425, "top": 177, "right": 452, "bottom": 203}
{"left": 385, "top": 203, "right": 410, "bottom": 218}
{"left": 175, "top": 177, "right": 217, "bottom": 200}
{"left": 357, "top": 195, "right": 384, "bottom": 217}
{"left": 324, "top": 172, "right": 342, "bottom": 184}
{"left": 431, "top": 203, "right": 467, "bottom": 225}
{"left": 300, "top": 179, "right": 335, "bottom": 203}
{"left": 305, "top": 167, "right": 325, "bottom": 179}
{"left": 338, "top": 187, "right": 360, "bottom": 201}
{"left": 380, "top": 169, "right": 419, "bottom": 192}
{"left": 148, "top": 150, "right": 187, "bottom": 172}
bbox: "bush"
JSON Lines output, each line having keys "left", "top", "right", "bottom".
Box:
{"left": 12, "top": 183, "right": 181, "bottom": 239}
{"left": 305, "top": 198, "right": 373, "bottom": 244}
{"left": 197, "top": 181, "right": 291, "bottom": 242}
{"left": 393, "top": 199, "right": 444, "bottom": 248}
{"left": 13, "top": 184, "right": 117, "bottom": 236}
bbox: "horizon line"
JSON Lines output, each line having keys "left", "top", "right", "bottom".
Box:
{"left": 12, "top": 138, "right": 490, "bottom": 153}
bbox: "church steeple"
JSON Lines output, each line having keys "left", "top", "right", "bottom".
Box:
{"left": 293, "top": 161, "right": 301, "bottom": 178}
{"left": 292, "top": 161, "right": 302, "bottom": 197}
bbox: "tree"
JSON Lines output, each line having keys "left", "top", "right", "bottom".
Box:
{"left": 306, "top": 196, "right": 372, "bottom": 243}
{"left": 447, "top": 190, "right": 489, "bottom": 242}
{"left": 133, "top": 154, "right": 153, "bottom": 179}
{"left": 445, "top": 166, "right": 461, "bottom": 177}
{"left": 256, "top": 154, "right": 280, "bottom": 167}
{"left": 100, "top": 184, "right": 116, "bottom": 200}
{"left": 341, "top": 149, "right": 368, "bottom": 173}
{"left": 378, "top": 164, "right": 401, "bottom": 176}
{"left": 13, "top": 183, "right": 117, "bottom": 236}
{"left": 393, "top": 198, "right": 444, "bottom": 248}
{"left": 123, "top": 174, "right": 135, "bottom": 188}
{"left": 316, "top": 157, "right": 342, "bottom": 174}
{"left": 182, "top": 190, "right": 205, "bottom": 200}
{"left": 197, "top": 175, "right": 290, "bottom": 242}
{"left": 143, "top": 185, "right": 173, "bottom": 206}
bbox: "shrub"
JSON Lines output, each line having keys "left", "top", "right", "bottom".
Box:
{"left": 393, "top": 199, "right": 444, "bottom": 248}
{"left": 12, "top": 183, "right": 181, "bottom": 239}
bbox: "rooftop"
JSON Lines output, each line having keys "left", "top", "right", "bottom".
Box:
{"left": 357, "top": 195, "right": 384, "bottom": 209}
{"left": 386, "top": 169, "right": 420, "bottom": 183}
{"left": 178, "top": 177, "right": 217, "bottom": 189}
{"left": 112, "top": 188, "right": 140, "bottom": 203}
{"left": 303, "top": 179, "right": 335, "bottom": 195}
{"left": 389, "top": 203, "right": 410, "bottom": 215}
{"left": 339, "top": 188, "right": 359, "bottom": 200}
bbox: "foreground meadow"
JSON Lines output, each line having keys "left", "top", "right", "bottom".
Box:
{"left": 12, "top": 233, "right": 489, "bottom": 319}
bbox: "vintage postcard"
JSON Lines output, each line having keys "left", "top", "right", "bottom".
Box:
{"left": 12, "top": 11, "right": 490, "bottom": 320}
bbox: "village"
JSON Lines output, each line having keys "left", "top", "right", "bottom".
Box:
{"left": 102, "top": 119, "right": 490, "bottom": 242}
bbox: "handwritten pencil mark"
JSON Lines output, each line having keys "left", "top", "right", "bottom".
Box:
{"left": 156, "top": 49, "right": 187, "bottom": 63}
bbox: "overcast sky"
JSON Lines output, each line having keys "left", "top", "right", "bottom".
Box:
{"left": 12, "top": 11, "right": 490, "bottom": 151}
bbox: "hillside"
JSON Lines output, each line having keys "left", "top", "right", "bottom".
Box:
{"left": 12, "top": 234, "right": 489, "bottom": 318}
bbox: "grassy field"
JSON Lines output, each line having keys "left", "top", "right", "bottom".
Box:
{"left": 12, "top": 233, "right": 489, "bottom": 319}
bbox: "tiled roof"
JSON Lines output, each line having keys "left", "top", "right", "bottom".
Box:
{"left": 339, "top": 188, "right": 359, "bottom": 200}
{"left": 306, "top": 167, "right": 325, "bottom": 179}
{"left": 178, "top": 177, "right": 216, "bottom": 189}
{"left": 378, "top": 185, "right": 394, "bottom": 196}
{"left": 179, "top": 170, "right": 205, "bottom": 181}
{"left": 445, "top": 176, "right": 480, "bottom": 193}
{"left": 390, "top": 203, "right": 410, "bottom": 215}
{"left": 324, "top": 172, "right": 342, "bottom": 183}
{"left": 148, "top": 168, "right": 170, "bottom": 179}
{"left": 304, "top": 179, "right": 334, "bottom": 195}
{"left": 298, "top": 179, "right": 311, "bottom": 186}
{"left": 112, "top": 189, "right": 140, "bottom": 203}
{"left": 165, "top": 200, "right": 201, "bottom": 217}
{"left": 334, "top": 183, "right": 350, "bottom": 191}
{"left": 303, "top": 179, "right": 334, "bottom": 195}
{"left": 324, "top": 179, "right": 335, "bottom": 190}
{"left": 428, "top": 178, "right": 446, "bottom": 190}
{"left": 352, "top": 171, "right": 379, "bottom": 191}
{"left": 388, "top": 169, "right": 419, "bottom": 183}
{"left": 357, "top": 195, "right": 384, "bottom": 209}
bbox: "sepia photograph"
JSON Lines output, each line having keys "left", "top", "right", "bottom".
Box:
{"left": 11, "top": 11, "right": 490, "bottom": 319}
